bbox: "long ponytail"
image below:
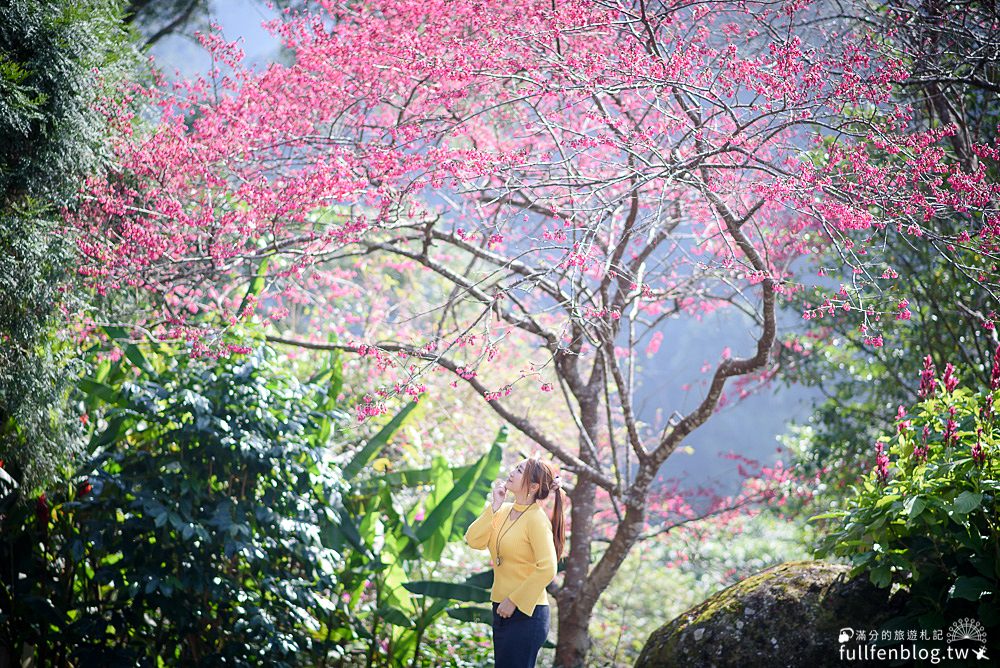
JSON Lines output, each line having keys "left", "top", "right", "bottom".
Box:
{"left": 551, "top": 484, "right": 565, "bottom": 559}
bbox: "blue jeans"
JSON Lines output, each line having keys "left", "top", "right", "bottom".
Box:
{"left": 492, "top": 602, "right": 550, "bottom": 668}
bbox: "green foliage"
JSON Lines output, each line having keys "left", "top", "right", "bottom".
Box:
{"left": 1, "top": 346, "right": 348, "bottom": 665}
{"left": 0, "top": 0, "right": 137, "bottom": 490}
{"left": 328, "top": 424, "right": 504, "bottom": 666}
{"left": 778, "top": 0, "right": 1000, "bottom": 509}
{"left": 0, "top": 0, "right": 131, "bottom": 202}
{"left": 779, "top": 243, "right": 997, "bottom": 503}
{"left": 1, "top": 338, "right": 510, "bottom": 665}
{"left": 814, "top": 372, "right": 999, "bottom": 632}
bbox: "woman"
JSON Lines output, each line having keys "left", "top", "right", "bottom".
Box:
{"left": 464, "top": 457, "right": 566, "bottom": 668}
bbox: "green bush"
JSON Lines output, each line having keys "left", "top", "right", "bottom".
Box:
{"left": 0, "top": 0, "right": 137, "bottom": 489}
{"left": 1, "top": 345, "right": 347, "bottom": 665}
{"left": 815, "top": 352, "right": 999, "bottom": 632}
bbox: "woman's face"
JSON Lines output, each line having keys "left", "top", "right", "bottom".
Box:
{"left": 505, "top": 461, "right": 534, "bottom": 496}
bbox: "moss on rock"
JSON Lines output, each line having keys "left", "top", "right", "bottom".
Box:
{"left": 635, "top": 560, "right": 908, "bottom": 668}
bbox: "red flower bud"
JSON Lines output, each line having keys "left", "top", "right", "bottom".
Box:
{"left": 918, "top": 355, "right": 936, "bottom": 399}
{"left": 991, "top": 345, "right": 1000, "bottom": 391}
{"left": 941, "top": 363, "right": 959, "bottom": 394}
{"left": 35, "top": 493, "right": 50, "bottom": 524}
{"left": 874, "top": 442, "right": 890, "bottom": 484}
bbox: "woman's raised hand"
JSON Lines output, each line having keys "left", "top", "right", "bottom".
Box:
{"left": 491, "top": 480, "right": 507, "bottom": 511}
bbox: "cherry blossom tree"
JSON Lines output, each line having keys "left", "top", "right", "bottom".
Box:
{"left": 68, "top": 0, "right": 999, "bottom": 663}
{"left": 775, "top": 0, "right": 1000, "bottom": 499}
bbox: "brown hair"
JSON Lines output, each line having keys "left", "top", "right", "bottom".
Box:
{"left": 521, "top": 458, "right": 566, "bottom": 559}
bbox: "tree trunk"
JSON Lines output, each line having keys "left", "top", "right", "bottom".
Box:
{"left": 553, "top": 401, "right": 601, "bottom": 667}
{"left": 554, "top": 596, "right": 594, "bottom": 668}
{"left": 554, "top": 476, "right": 597, "bottom": 668}
{"left": 554, "top": 468, "right": 653, "bottom": 667}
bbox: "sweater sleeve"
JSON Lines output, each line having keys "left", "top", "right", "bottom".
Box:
{"left": 464, "top": 501, "right": 495, "bottom": 550}
{"left": 507, "top": 514, "right": 558, "bottom": 616}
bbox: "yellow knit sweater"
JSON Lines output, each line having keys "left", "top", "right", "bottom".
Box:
{"left": 464, "top": 500, "right": 557, "bottom": 616}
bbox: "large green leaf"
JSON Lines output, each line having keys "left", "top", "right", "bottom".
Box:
{"left": 416, "top": 428, "right": 504, "bottom": 560}
{"left": 450, "top": 427, "right": 506, "bottom": 535}
{"left": 101, "top": 325, "right": 130, "bottom": 341}
{"left": 426, "top": 455, "right": 452, "bottom": 511}
{"left": 307, "top": 346, "right": 343, "bottom": 399}
{"left": 309, "top": 352, "right": 343, "bottom": 448}
{"left": 869, "top": 566, "right": 891, "bottom": 588}
{"left": 122, "top": 344, "right": 154, "bottom": 375}
{"left": 343, "top": 401, "right": 419, "bottom": 480}
{"left": 358, "top": 462, "right": 477, "bottom": 491}
{"left": 951, "top": 491, "right": 982, "bottom": 515}
{"left": 320, "top": 506, "right": 368, "bottom": 556}
{"left": 446, "top": 606, "right": 493, "bottom": 625}
{"left": 88, "top": 414, "right": 128, "bottom": 451}
{"left": 390, "top": 627, "right": 419, "bottom": 665}
{"left": 950, "top": 576, "right": 993, "bottom": 601}
{"left": 904, "top": 495, "right": 926, "bottom": 520}
{"left": 77, "top": 378, "right": 120, "bottom": 405}
{"left": 418, "top": 457, "right": 457, "bottom": 560}
{"left": 101, "top": 326, "right": 158, "bottom": 375}
{"left": 979, "top": 599, "right": 1000, "bottom": 626}
{"left": 403, "top": 580, "right": 491, "bottom": 603}
{"left": 376, "top": 605, "right": 413, "bottom": 628}
{"left": 464, "top": 570, "right": 494, "bottom": 590}
{"left": 415, "top": 598, "right": 452, "bottom": 631}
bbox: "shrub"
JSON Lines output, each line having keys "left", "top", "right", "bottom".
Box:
{"left": 1, "top": 346, "right": 346, "bottom": 665}
{"left": 815, "top": 350, "right": 999, "bottom": 632}
{"left": 0, "top": 0, "right": 137, "bottom": 489}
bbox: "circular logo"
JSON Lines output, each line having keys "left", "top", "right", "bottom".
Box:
{"left": 947, "top": 618, "right": 987, "bottom": 644}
